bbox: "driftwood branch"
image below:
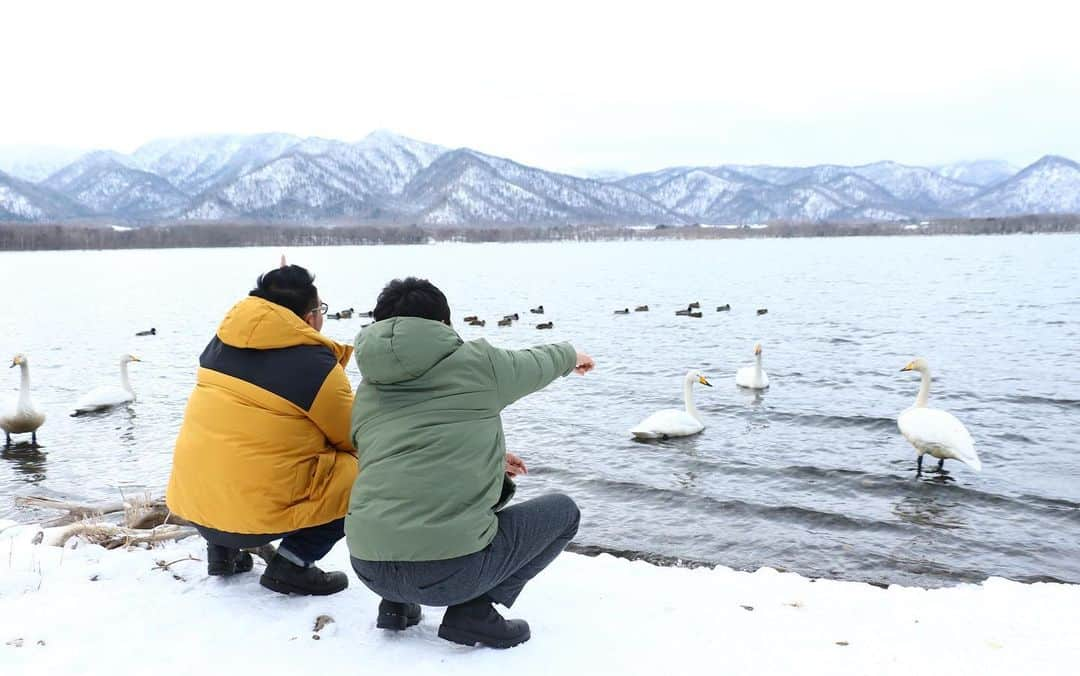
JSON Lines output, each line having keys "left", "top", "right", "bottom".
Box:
{"left": 155, "top": 555, "right": 200, "bottom": 571}
{"left": 15, "top": 496, "right": 126, "bottom": 526}
{"left": 15, "top": 495, "right": 194, "bottom": 529}
{"left": 35, "top": 522, "right": 199, "bottom": 549}
{"left": 17, "top": 494, "right": 277, "bottom": 561}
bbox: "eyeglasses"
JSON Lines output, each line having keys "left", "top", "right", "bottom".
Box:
{"left": 310, "top": 302, "right": 328, "bottom": 316}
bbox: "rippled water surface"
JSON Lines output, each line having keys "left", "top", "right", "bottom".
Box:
{"left": 2, "top": 235, "right": 1079, "bottom": 587}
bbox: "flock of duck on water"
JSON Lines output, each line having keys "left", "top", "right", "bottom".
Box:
{"left": 1, "top": 301, "right": 981, "bottom": 480}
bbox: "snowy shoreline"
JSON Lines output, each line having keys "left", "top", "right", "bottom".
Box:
{"left": 2, "top": 523, "right": 1078, "bottom": 675}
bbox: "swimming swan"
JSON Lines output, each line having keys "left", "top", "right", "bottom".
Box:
{"left": 1, "top": 354, "right": 46, "bottom": 445}
{"left": 630, "top": 370, "right": 713, "bottom": 439}
{"left": 73, "top": 354, "right": 141, "bottom": 415}
{"left": 735, "top": 343, "right": 769, "bottom": 389}
{"left": 898, "top": 358, "right": 981, "bottom": 475}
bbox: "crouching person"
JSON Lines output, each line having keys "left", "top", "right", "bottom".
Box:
{"left": 347, "top": 277, "right": 593, "bottom": 648}
{"left": 166, "top": 264, "right": 358, "bottom": 596}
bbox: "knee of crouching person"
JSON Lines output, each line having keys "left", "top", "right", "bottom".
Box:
{"left": 553, "top": 493, "right": 581, "bottom": 537}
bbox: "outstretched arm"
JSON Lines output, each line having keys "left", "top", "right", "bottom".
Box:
{"left": 488, "top": 342, "right": 593, "bottom": 408}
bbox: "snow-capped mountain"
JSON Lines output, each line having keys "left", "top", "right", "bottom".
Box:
{"left": 957, "top": 156, "right": 1080, "bottom": 217}
{"left": 933, "top": 160, "right": 1017, "bottom": 187}
{"left": 180, "top": 152, "right": 388, "bottom": 222}
{"left": 43, "top": 151, "right": 134, "bottom": 190}
{"left": 724, "top": 164, "right": 821, "bottom": 186}
{"left": 42, "top": 151, "right": 188, "bottom": 216}
{"left": 620, "top": 166, "right": 923, "bottom": 223}
{"left": 290, "top": 130, "right": 446, "bottom": 196}
{"left": 0, "top": 170, "right": 91, "bottom": 222}
{"left": 132, "top": 133, "right": 302, "bottom": 195}
{"left": 179, "top": 132, "right": 446, "bottom": 222}
{"left": 781, "top": 171, "right": 916, "bottom": 221}
{"left": 402, "top": 149, "right": 681, "bottom": 226}
{"left": 4, "top": 131, "right": 1077, "bottom": 226}
{"left": 849, "top": 161, "right": 981, "bottom": 206}
{"left": 657, "top": 169, "right": 763, "bottom": 215}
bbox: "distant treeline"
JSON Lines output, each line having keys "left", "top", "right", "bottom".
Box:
{"left": 0, "top": 215, "right": 1077, "bottom": 252}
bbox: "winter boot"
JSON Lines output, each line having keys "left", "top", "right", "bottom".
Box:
{"left": 259, "top": 554, "right": 348, "bottom": 596}
{"left": 438, "top": 596, "right": 531, "bottom": 649}
{"left": 206, "top": 544, "right": 254, "bottom": 576}
{"left": 376, "top": 599, "right": 423, "bottom": 630}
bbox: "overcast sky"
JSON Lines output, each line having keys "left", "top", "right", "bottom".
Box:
{"left": 1, "top": 0, "right": 1077, "bottom": 174}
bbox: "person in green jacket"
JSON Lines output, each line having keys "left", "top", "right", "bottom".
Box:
{"left": 347, "top": 277, "right": 594, "bottom": 649}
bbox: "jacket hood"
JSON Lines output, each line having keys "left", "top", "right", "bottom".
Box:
{"left": 355, "top": 317, "right": 462, "bottom": 385}
{"left": 217, "top": 296, "right": 352, "bottom": 366}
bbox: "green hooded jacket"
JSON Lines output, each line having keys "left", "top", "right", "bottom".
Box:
{"left": 345, "top": 317, "right": 577, "bottom": 561}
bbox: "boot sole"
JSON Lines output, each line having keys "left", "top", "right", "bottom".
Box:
{"left": 259, "top": 575, "right": 348, "bottom": 596}
{"left": 437, "top": 624, "right": 531, "bottom": 649}
{"left": 376, "top": 613, "right": 422, "bottom": 631}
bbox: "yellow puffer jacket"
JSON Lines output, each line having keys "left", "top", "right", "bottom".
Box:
{"left": 166, "top": 296, "right": 359, "bottom": 534}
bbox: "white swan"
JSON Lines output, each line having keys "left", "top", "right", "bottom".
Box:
{"left": 73, "top": 354, "right": 141, "bottom": 415}
{"left": 630, "top": 370, "right": 713, "bottom": 439}
{"left": 898, "top": 358, "right": 981, "bottom": 475}
{"left": 1, "top": 354, "right": 47, "bottom": 445}
{"left": 735, "top": 343, "right": 769, "bottom": 389}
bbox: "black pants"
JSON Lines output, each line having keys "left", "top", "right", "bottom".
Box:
{"left": 195, "top": 518, "right": 345, "bottom": 566}
{"left": 352, "top": 493, "right": 580, "bottom": 608}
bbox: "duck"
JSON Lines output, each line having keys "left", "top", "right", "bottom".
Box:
{"left": 614, "top": 308, "right": 630, "bottom": 315}
{"left": 463, "top": 315, "right": 479, "bottom": 323}
{"left": 359, "top": 310, "right": 374, "bottom": 318}
{"left": 503, "top": 313, "right": 520, "bottom": 321}
{"left": 756, "top": 308, "right": 768, "bottom": 316}
{"left": 688, "top": 311, "right": 703, "bottom": 318}
{"left": 467, "top": 319, "right": 487, "bottom": 327}
{"left": 898, "top": 358, "right": 981, "bottom": 476}
{"left": 337, "top": 308, "right": 355, "bottom": 319}
{"left": 72, "top": 354, "right": 141, "bottom": 416}
{"left": 630, "top": 370, "right": 713, "bottom": 439}
{"left": 716, "top": 304, "right": 731, "bottom": 312}
{"left": 735, "top": 343, "right": 769, "bottom": 389}
{"left": 675, "top": 305, "right": 693, "bottom": 316}
{"left": 688, "top": 302, "right": 701, "bottom": 309}
{"left": 530, "top": 306, "right": 545, "bottom": 314}
{"left": 498, "top": 318, "right": 513, "bottom": 327}
{"left": 135, "top": 328, "right": 156, "bottom": 337}
{"left": 536, "top": 322, "right": 554, "bottom": 330}
{"left": 635, "top": 305, "right": 649, "bottom": 312}
{"left": 1, "top": 354, "right": 47, "bottom": 446}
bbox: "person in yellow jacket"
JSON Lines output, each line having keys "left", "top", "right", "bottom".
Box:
{"left": 167, "top": 264, "right": 358, "bottom": 596}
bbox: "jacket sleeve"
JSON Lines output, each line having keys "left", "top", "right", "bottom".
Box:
{"left": 308, "top": 363, "right": 357, "bottom": 454}
{"left": 488, "top": 341, "right": 577, "bottom": 409}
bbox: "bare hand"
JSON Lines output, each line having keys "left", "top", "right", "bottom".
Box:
{"left": 505, "top": 452, "right": 528, "bottom": 477}
{"left": 574, "top": 351, "right": 595, "bottom": 375}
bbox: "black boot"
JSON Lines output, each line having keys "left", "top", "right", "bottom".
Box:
{"left": 206, "top": 544, "right": 254, "bottom": 576}
{"left": 259, "top": 554, "right": 348, "bottom": 596}
{"left": 438, "top": 596, "right": 530, "bottom": 649}
{"left": 376, "top": 599, "right": 422, "bottom": 630}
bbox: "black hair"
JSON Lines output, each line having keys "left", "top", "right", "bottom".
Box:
{"left": 373, "top": 277, "right": 451, "bottom": 324}
{"left": 249, "top": 264, "right": 319, "bottom": 318}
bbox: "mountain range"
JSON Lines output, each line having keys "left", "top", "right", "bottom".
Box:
{"left": 1, "top": 132, "right": 1077, "bottom": 227}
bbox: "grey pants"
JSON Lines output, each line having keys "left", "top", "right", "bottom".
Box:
{"left": 351, "top": 493, "right": 580, "bottom": 608}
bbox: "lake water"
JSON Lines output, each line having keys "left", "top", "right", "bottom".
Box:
{"left": 2, "top": 235, "right": 1079, "bottom": 588}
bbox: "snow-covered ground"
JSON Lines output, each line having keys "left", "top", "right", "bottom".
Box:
{"left": 1, "top": 522, "right": 1077, "bottom": 676}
